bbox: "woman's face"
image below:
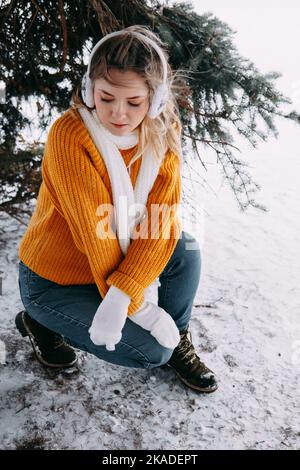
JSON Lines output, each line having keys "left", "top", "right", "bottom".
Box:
{"left": 93, "top": 69, "right": 150, "bottom": 135}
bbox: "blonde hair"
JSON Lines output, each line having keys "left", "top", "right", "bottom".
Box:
{"left": 71, "top": 25, "right": 186, "bottom": 165}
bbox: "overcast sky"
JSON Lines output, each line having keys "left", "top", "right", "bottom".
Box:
{"left": 191, "top": 0, "right": 300, "bottom": 106}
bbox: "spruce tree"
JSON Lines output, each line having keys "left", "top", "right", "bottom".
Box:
{"left": 0, "top": 0, "right": 299, "bottom": 224}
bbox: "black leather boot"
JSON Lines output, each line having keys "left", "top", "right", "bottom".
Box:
{"left": 15, "top": 310, "right": 77, "bottom": 368}
{"left": 167, "top": 329, "right": 218, "bottom": 393}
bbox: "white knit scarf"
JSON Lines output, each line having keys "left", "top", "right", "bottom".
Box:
{"left": 78, "top": 107, "right": 162, "bottom": 304}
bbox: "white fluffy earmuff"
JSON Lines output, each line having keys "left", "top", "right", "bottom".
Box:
{"left": 81, "top": 70, "right": 94, "bottom": 109}
{"left": 81, "top": 30, "right": 169, "bottom": 119}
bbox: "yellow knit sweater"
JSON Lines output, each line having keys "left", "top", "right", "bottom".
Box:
{"left": 18, "top": 107, "right": 182, "bottom": 315}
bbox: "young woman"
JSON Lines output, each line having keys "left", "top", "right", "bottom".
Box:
{"left": 16, "top": 26, "right": 217, "bottom": 393}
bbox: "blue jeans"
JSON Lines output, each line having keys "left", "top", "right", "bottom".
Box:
{"left": 18, "top": 231, "right": 201, "bottom": 369}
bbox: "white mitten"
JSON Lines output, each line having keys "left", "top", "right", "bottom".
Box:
{"left": 129, "top": 301, "right": 180, "bottom": 349}
{"left": 89, "top": 285, "right": 131, "bottom": 351}
{"left": 144, "top": 277, "right": 161, "bottom": 304}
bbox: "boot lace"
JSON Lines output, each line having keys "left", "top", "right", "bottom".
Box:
{"left": 53, "top": 334, "right": 65, "bottom": 349}
{"left": 175, "top": 331, "right": 209, "bottom": 372}
{"left": 175, "top": 332, "right": 198, "bottom": 366}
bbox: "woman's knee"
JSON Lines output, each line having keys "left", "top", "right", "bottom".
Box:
{"left": 146, "top": 345, "right": 174, "bottom": 369}
{"left": 86, "top": 342, "right": 173, "bottom": 370}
